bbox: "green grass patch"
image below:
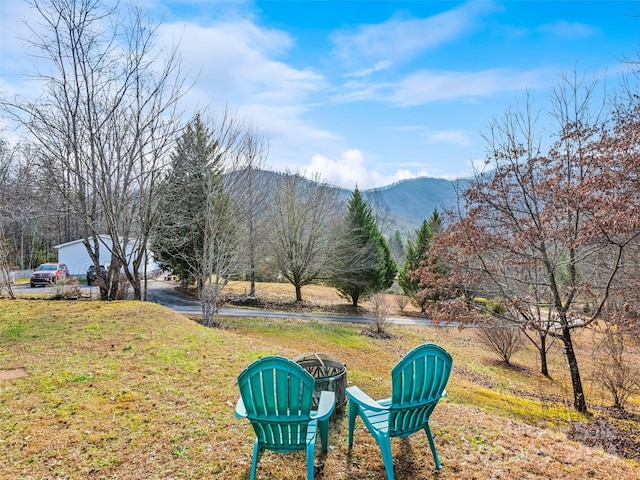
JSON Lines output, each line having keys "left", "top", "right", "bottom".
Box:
{"left": 0, "top": 299, "right": 638, "bottom": 480}
{"left": 1, "top": 323, "right": 30, "bottom": 339}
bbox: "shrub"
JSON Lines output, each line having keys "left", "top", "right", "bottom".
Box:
{"left": 474, "top": 297, "right": 507, "bottom": 315}
{"left": 51, "top": 277, "right": 82, "bottom": 300}
{"left": 593, "top": 325, "right": 640, "bottom": 410}
{"left": 365, "top": 292, "right": 393, "bottom": 338}
{"left": 394, "top": 293, "right": 409, "bottom": 312}
{"left": 476, "top": 320, "right": 523, "bottom": 364}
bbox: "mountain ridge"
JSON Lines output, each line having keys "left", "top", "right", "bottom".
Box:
{"left": 251, "top": 169, "right": 468, "bottom": 235}
{"left": 361, "top": 176, "right": 468, "bottom": 233}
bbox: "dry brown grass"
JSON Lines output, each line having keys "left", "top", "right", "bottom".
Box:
{"left": 217, "top": 280, "right": 425, "bottom": 318}
{"left": 1, "top": 283, "right": 639, "bottom": 479}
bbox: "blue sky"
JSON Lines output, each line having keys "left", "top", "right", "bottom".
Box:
{"left": 1, "top": 1, "right": 639, "bottom": 188}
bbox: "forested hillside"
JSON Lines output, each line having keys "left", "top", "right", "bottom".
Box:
{"left": 253, "top": 169, "right": 465, "bottom": 234}
{"left": 363, "top": 176, "right": 467, "bottom": 232}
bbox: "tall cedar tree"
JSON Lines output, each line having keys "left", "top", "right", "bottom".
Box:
{"left": 153, "top": 111, "right": 246, "bottom": 327}
{"left": 152, "top": 115, "right": 214, "bottom": 285}
{"left": 398, "top": 209, "right": 444, "bottom": 312}
{"left": 333, "top": 188, "right": 396, "bottom": 307}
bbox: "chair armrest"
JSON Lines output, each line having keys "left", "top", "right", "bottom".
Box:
{"left": 235, "top": 397, "right": 247, "bottom": 419}
{"left": 311, "top": 390, "right": 335, "bottom": 421}
{"left": 346, "top": 386, "right": 389, "bottom": 412}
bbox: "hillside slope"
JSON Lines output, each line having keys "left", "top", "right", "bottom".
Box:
{"left": 366, "top": 176, "right": 468, "bottom": 232}
{"left": 1, "top": 299, "right": 638, "bottom": 479}
{"left": 245, "top": 169, "right": 468, "bottom": 233}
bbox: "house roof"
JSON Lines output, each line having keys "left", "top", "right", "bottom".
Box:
{"left": 53, "top": 235, "right": 112, "bottom": 250}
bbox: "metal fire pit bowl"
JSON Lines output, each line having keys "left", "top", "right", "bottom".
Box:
{"left": 293, "top": 352, "right": 347, "bottom": 409}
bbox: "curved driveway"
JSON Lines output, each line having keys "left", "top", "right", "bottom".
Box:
{"left": 12, "top": 278, "right": 437, "bottom": 326}
{"left": 146, "top": 279, "right": 436, "bottom": 327}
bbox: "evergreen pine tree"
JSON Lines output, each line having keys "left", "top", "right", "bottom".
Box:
{"left": 332, "top": 188, "right": 397, "bottom": 307}
{"left": 398, "top": 209, "right": 445, "bottom": 312}
{"left": 388, "top": 230, "right": 406, "bottom": 266}
{"left": 151, "top": 114, "right": 217, "bottom": 285}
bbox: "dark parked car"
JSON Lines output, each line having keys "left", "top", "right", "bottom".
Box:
{"left": 86, "top": 264, "right": 108, "bottom": 286}
{"left": 30, "top": 263, "right": 68, "bottom": 287}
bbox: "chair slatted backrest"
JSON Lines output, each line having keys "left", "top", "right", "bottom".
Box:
{"left": 238, "top": 356, "right": 316, "bottom": 452}
{"left": 389, "top": 344, "right": 452, "bottom": 436}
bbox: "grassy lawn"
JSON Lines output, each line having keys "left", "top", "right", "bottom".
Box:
{"left": 1, "top": 291, "right": 639, "bottom": 479}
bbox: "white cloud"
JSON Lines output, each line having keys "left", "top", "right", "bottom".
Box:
{"left": 384, "top": 125, "right": 471, "bottom": 147}
{"left": 427, "top": 130, "right": 471, "bottom": 147}
{"left": 158, "top": 20, "right": 324, "bottom": 105}
{"left": 239, "top": 103, "right": 342, "bottom": 173}
{"left": 333, "top": 67, "right": 555, "bottom": 106}
{"left": 389, "top": 67, "right": 554, "bottom": 106}
{"left": 156, "top": 18, "right": 345, "bottom": 168}
{"left": 0, "top": 1, "right": 53, "bottom": 98}
{"left": 537, "top": 21, "right": 600, "bottom": 40}
{"left": 344, "top": 61, "right": 392, "bottom": 79}
{"left": 301, "top": 149, "right": 430, "bottom": 190}
{"left": 330, "top": 1, "right": 497, "bottom": 66}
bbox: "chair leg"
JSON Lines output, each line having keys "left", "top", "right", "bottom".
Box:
{"left": 424, "top": 424, "right": 442, "bottom": 470}
{"left": 347, "top": 402, "right": 359, "bottom": 448}
{"left": 306, "top": 441, "right": 315, "bottom": 480}
{"left": 250, "top": 439, "right": 261, "bottom": 480}
{"left": 319, "top": 418, "right": 330, "bottom": 453}
{"left": 376, "top": 434, "right": 395, "bottom": 480}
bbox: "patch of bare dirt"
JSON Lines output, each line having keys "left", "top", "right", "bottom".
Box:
{"left": 360, "top": 328, "right": 399, "bottom": 339}
{"left": 0, "top": 368, "right": 28, "bottom": 380}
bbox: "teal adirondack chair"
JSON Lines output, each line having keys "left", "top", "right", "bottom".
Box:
{"left": 346, "top": 344, "right": 453, "bottom": 478}
{"left": 235, "top": 356, "right": 335, "bottom": 480}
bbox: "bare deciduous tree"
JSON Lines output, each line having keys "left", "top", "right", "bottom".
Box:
{"left": 366, "top": 292, "right": 393, "bottom": 337}
{"left": 419, "top": 74, "right": 640, "bottom": 413}
{"left": 0, "top": 147, "right": 15, "bottom": 296}
{"left": 0, "top": 140, "right": 13, "bottom": 297}
{"left": 364, "top": 189, "right": 395, "bottom": 237}
{"left": 266, "top": 171, "right": 344, "bottom": 302}
{"left": 394, "top": 292, "right": 408, "bottom": 312}
{"left": 592, "top": 324, "right": 640, "bottom": 410}
{"left": 234, "top": 126, "right": 270, "bottom": 297}
{"left": 2, "top": 0, "right": 185, "bottom": 300}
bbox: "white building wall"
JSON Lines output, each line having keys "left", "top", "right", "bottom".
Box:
{"left": 54, "top": 235, "right": 157, "bottom": 276}
{"left": 54, "top": 236, "right": 113, "bottom": 276}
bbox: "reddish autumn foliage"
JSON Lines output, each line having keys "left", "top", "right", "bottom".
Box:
{"left": 412, "top": 79, "right": 640, "bottom": 413}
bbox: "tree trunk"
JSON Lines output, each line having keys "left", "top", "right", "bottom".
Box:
{"left": 352, "top": 293, "right": 359, "bottom": 308}
{"left": 539, "top": 332, "right": 549, "bottom": 377}
{"left": 295, "top": 284, "right": 302, "bottom": 302}
{"left": 201, "top": 299, "right": 215, "bottom": 328}
{"left": 561, "top": 326, "right": 587, "bottom": 413}
{"left": 132, "top": 270, "right": 142, "bottom": 301}
{"left": 249, "top": 215, "right": 256, "bottom": 297}
{"left": 249, "top": 263, "right": 256, "bottom": 297}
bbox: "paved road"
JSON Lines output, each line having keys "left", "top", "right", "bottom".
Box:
{"left": 146, "top": 279, "right": 437, "bottom": 326}
{"left": 12, "top": 278, "right": 437, "bottom": 326}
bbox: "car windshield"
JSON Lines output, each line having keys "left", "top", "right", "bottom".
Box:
{"left": 37, "top": 265, "right": 57, "bottom": 271}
